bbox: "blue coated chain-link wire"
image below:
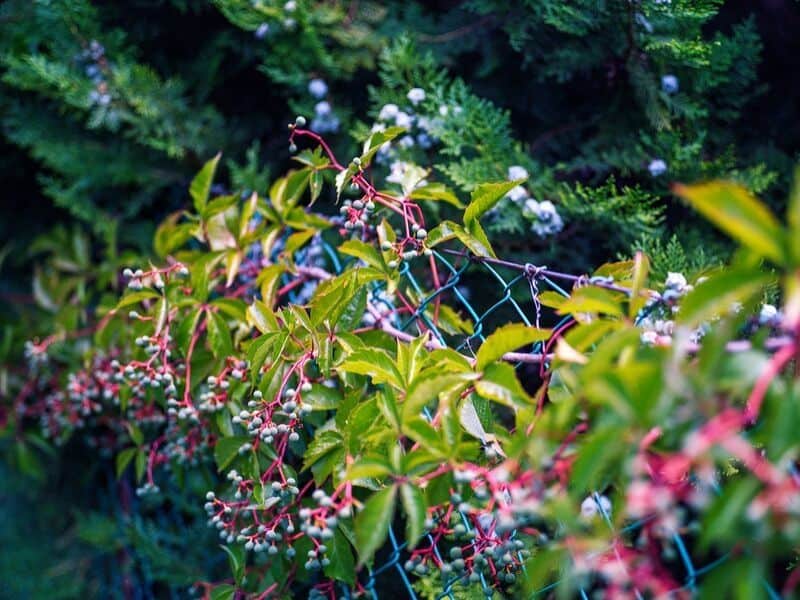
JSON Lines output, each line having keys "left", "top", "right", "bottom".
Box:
{"left": 320, "top": 244, "right": 785, "bottom": 600}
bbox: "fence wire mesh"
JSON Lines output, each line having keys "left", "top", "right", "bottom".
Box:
{"left": 72, "top": 235, "right": 786, "bottom": 599}
{"left": 292, "top": 243, "right": 785, "bottom": 600}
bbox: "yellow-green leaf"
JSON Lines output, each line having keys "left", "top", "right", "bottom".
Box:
{"left": 475, "top": 323, "right": 551, "bottom": 371}
{"left": 677, "top": 267, "right": 774, "bottom": 327}
{"left": 674, "top": 181, "right": 786, "bottom": 265}
{"left": 464, "top": 179, "right": 525, "bottom": 225}
{"left": 190, "top": 153, "right": 221, "bottom": 214}
{"left": 557, "top": 287, "right": 625, "bottom": 318}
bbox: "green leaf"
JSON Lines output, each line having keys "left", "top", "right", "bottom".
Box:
{"left": 190, "top": 153, "right": 221, "bottom": 214}
{"left": 127, "top": 423, "right": 144, "bottom": 446}
{"left": 410, "top": 183, "right": 463, "bottom": 208}
{"left": 134, "top": 449, "right": 147, "bottom": 482}
{"left": 459, "top": 397, "right": 489, "bottom": 442}
{"left": 789, "top": 166, "right": 800, "bottom": 263}
{"left": 434, "top": 304, "right": 474, "bottom": 335}
{"left": 256, "top": 264, "right": 285, "bottom": 307}
{"left": 339, "top": 348, "right": 403, "bottom": 389}
{"left": 285, "top": 229, "right": 316, "bottom": 255}
{"left": 475, "top": 362, "right": 531, "bottom": 409}
{"left": 400, "top": 483, "right": 427, "bottom": 548}
{"left": 360, "top": 126, "right": 405, "bottom": 167}
{"left": 464, "top": 218, "right": 494, "bottom": 262}
{"left": 571, "top": 427, "right": 626, "bottom": 491}
{"left": 700, "top": 478, "right": 760, "bottom": 550}
{"left": 245, "top": 333, "right": 278, "bottom": 376}
{"left": 211, "top": 298, "right": 247, "bottom": 323}
{"left": 153, "top": 296, "right": 168, "bottom": 336}
{"left": 247, "top": 300, "right": 278, "bottom": 333}
{"left": 347, "top": 458, "right": 393, "bottom": 481}
{"left": 303, "top": 384, "right": 342, "bottom": 411}
{"left": 464, "top": 179, "right": 525, "bottom": 225}
{"left": 115, "top": 447, "right": 137, "bottom": 477}
{"left": 674, "top": 181, "right": 786, "bottom": 264}
{"left": 335, "top": 167, "right": 356, "bottom": 199}
{"left": 219, "top": 543, "right": 245, "bottom": 585}
{"left": 270, "top": 168, "right": 310, "bottom": 214}
{"left": 210, "top": 584, "right": 236, "bottom": 600}
{"left": 629, "top": 251, "right": 650, "bottom": 318}
{"left": 403, "top": 371, "right": 477, "bottom": 422}
{"left": 303, "top": 431, "right": 344, "bottom": 471}
{"left": 207, "top": 310, "right": 234, "bottom": 359}
{"left": 678, "top": 268, "right": 774, "bottom": 327}
{"left": 355, "top": 485, "right": 397, "bottom": 566}
{"left": 154, "top": 212, "right": 194, "bottom": 257}
{"left": 475, "top": 323, "right": 551, "bottom": 370}
{"left": 402, "top": 418, "right": 446, "bottom": 456}
{"left": 396, "top": 336, "right": 427, "bottom": 386}
{"left": 309, "top": 170, "right": 323, "bottom": 205}
{"left": 339, "top": 240, "right": 385, "bottom": 270}
{"left": 203, "top": 194, "right": 238, "bottom": 220}
{"left": 191, "top": 252, "right": 224, "bottom": 303}
{"left": 174, "top": 307, "right": 203, "bottom": 356}
{"left": 556, "top": 287, "right": 625, "bottom": 318}
{"left": 214, "top": 436, "right": 252, "bottom": 471}
{"left": 425, "top": 220, "right": 495, "bottom": 257}
{"left": 324, "top": 528, "right": 356, "bottom": 585}
{"left": 113, "top": 289, "right": 161, "bottom": 311}
{"left": 223, "top": 250, "right": 243, "bottom": 288}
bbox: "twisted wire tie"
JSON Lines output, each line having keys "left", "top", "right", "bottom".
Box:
{"left": 523, "top": 263, "right": 547, "bottom": 280}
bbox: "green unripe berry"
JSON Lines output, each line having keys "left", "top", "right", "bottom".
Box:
{"left": 295, "top": 116, "right": 306, "bottom": 127}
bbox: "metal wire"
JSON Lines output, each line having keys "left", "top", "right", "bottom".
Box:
{"left": 334, "top": 246, "right": 784, "bottom": 600}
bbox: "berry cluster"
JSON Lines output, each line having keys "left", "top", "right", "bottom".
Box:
{"left": 203, "top": 472, "right": 356, "bottom": 571}
{"left": 493, "top": 165, "right": 565, "bottom": 238}
{"left": 339, "top": 196, "right": 377, "bottom": 232}
{"left": 253, "top": 0, "right": 298, "bottom": 38}
{"left": 77, "top": 40, "right": 112, "bottom": 107}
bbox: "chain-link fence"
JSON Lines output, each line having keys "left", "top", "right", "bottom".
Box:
{"left": 308, "top": 245, "right": 785, "bottom": 600}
